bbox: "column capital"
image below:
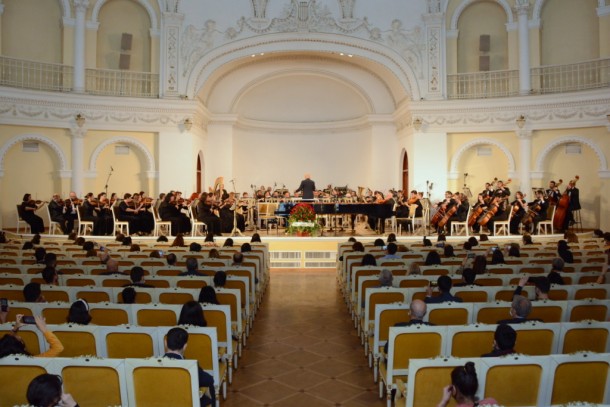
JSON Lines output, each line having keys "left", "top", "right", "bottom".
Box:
{"left": 515, "top": 0, "right": 530, "bottom": 16}
{"left": 70, "top": 125, "right": 87, "bottom": 139}
{"left": 516, "top": 128, "right": 533, "bottom": 139}
{"left": 446, "top": 29, "right": 459, "bottom": 39}
{"left": 162, "top": 11, "right": 184, "bottom": 25}
{"left": 0, "top": 4, "right": 5, "bottom": 15}
{"left": 72, "top": 0, "right": 89, "bottom": 13}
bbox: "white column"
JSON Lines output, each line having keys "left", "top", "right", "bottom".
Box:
{"left": 516, "top": 0, "right": 531, "bottom": 95}
{"left": 70, "top": 122, "right": 87, "bottom": 196}
{"left": 160, "top": 11, "right": 184, "bottom": 97}
{"left": 517, "top": 128, "right": 532, "bottom": 196}
{"left": 73, "top": 0, "right": 89, "bottom": 93}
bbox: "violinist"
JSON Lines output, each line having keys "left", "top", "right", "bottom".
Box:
{"left": 96, "top": 192, "right": 115, "bottom": 235}
{"left": 431, "top": 191, "right": 456, "bottom": 234}
{"left": 219, "top": 192, "right": 245, "bottom": 233}
{"left": 49, "top": 194, "right": 73, "bottom": 234}
{"left": 509, "top": 191, "right": 528, "bottom": 235}
{"left": 494, "top": 180, "right": 511, "bottom": 198}
{"left": 197, "top": 192, "right": 222, "bottom": 235}
{"left": 19, "top": 193, "right": 45, "bottom": 234}
{"left": 79, "top": 193, "right": 103, "bottom": 235}
{"left": 132, "top": 193, "right": 155, "bottom": 231}
{"left": 159, "top": 192, "right": 191, "bottom": 235}
{"left": 118, "top": 193, "right": 153, "bottom": 235}
{"left": 446, "top": 193, "right": 469, "bottom": 236}
{"left": 546, "top": 181, "right": 561, "bottom": 205}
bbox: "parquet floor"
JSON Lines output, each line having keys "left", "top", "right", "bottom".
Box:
{"left": 222, "top": 269, "right": 386, "bottom": 406}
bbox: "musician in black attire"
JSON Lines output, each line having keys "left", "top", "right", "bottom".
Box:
{"left": 470, "top": 194, "right": 488, "bottom": 234}
{"left": 434, "top": 191, "right": 456, "bottom": 234}
{"left": 446, "top": 193, "right": 469, "bottom": 235}
{"left": 509, "top": 191, "right": 527, "bottom": 235}
{"left": 546, "top": 180, "right": 561, "bottom": 204}
{"left": 485, "top": 195, "right": 508, "bottom": 236}
{"left": 295, "top": 173, "right": 316, "bottom": 201}
{"left": 81, "top": 193, "right": 105, "bottom": 236}
{"left": 49, "top": 194, "right": 73, "bottom": 234}
{"left": 563, "top": 180, "right": 581, "bottom": 230}
{"left": 19, "top": 194, "right": 45, "bottom": 234}
{"left": 494, "top": 180, "right": 511, "bottom": 198}
{"left": 368, "top": 191, "right": 394, "bottom": 234}
{"left": 95, "top": 192, "right": 115, "bottom": 235}
{"left": 159, "top": 193, "right": 191, "bottom": 235}
{"left": 528, "top": 189, "right": 549, "bottom": 234}
{"left": 197, "top": 192, "right": 222, "bottom": 236}
{"left": 118, "top": 193, "right": 151, "bottom": 235}
{"left": 219, "top": 192, "right": 245, "bottom": 233}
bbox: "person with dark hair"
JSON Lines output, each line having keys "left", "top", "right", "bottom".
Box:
{"left": 19, "top": 194, "right": 45, "bottom": 234}
{"left": 213, "top": 271, "right": 227, "bottom": 288}
{"left": 250, "top": 233, "right": 262, "bottom": 243}
{"left": 198, "top": 286, "right": 219, "bottom": 305}
{"left": 437, "top": 362, "right": 497, "bottom": 407}
{"left": 361, "top": 253, "right": 377, "bottom": 267}
{"left": 197, "top": 193, "right": 222, "bottom": 236}
{"left": 522, "top": 234, "right": 534, "bottom": 245}
{"left": 373, "top": 238, "right": 385, "bottom": 247}
{"left": 26, "top": 374, "right": 78, "bottom": 407}
{"left": 159, "top": 194, "right": 191, "bottom": 235}
{"left": 481, "top": 324, "right": 517, "bottom": 357}
{"left": 467, "top": 236, "right": 479, "bottom": 247}
{"left": 121, "top": 236, "right": 132, "bottom": 247}
{"left": 124, "top": 266, "right": 153, "bottom": 288}
{"left": 0, "top": 315, "right": 64, "bottom": 358}
{"left": 507, "top": 243, "right": 520, "bottom": 257}
{"left": 386, "top": 233, "right": 397, "bottom": 243}
{"left": 424, "top": 250, "right": 442, "bottom": 266}
{"left": 189, "top": 242, "right": 202, "bottom": 252}
{"left": 44, "top": 252, "right": 57, "bottom": 268}
{"left": 455, "top": 268, "right": 479, "bottom": 287}
{"left": 382, "top": 243, "right": 400, "bottom": 260}
{"left": 443, "top": 244, "right": 456, "bottom": 258}
{"left": 67, "top": 299, "right": 92, "bottom": 325}
{"left": 352, "top": 241, "right": 365, "bottom": 252}
{"left": 121, "top": 287, "right": 137, "bottom": 304}
{"left": 208, "top": 249, "right": 220, "bottom": 259}
{"left": 178, "top": 301, "right": 207, "bottom": 327}
{"left": 557, "top": 240, "right": 574, "bottom": 263}
{"left": 490, "top": 248, "right": 505, "bottom": 265}
{"left": 548, "top": 258, "right": 565, "bottom": 285}
{"left": 471, "top": 255, "right": 487, "bottom": 275}
{"left": 163, "top": 327, "right": 215, "bottom": 407}
{"left": 425, "top": 275, "right": 462, "bottom": 304}
{"left": 41, "top": 267, "right": 58, "bottom": 285}
{"left": 157, "top": 235, "right": 169, "bottom": 242}
{"left": 179, "top": 257, "right": 204, "bottom": 276}
{"left": 22, "top": 241, "right": 35, "bottom": 251}
{"left": 422, "top": 237, "right": 432, "bottom": 247}
{"left": 513, "top": 275, "right": 550, "bottom": 301}
{"left": 223, "top": 238, "right": 234, "bottom": 247}
{"left": 240, "top": 243, "right": 252, "bottom": 253}
{"left": 34, "top": 247, "right": 47, "bottom": 264}
{"left": 232, "top": 252, "right": 244, "bottom": 266}
{"left": 166, "top": 253, "right": 178, "bottom": 266}
{"left": 23, "top": 282, "right": 44, "bottom": 302}
{"left": 171, "top": 233, "right": 185, "bottom": 247}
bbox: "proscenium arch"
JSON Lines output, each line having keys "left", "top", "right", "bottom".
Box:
{"left": 0, "top": 134, "right": 68, "bottom": 177}
{"left": 534, "top": 136, "right": 608, "bottom": 173}
{"left": 229, "top": 69, "right": 375, "bottom": 115}
{"left": 90, "top": 0, "right": 158, "bottom": 29}
{"left": 450, "top": 0, "right": 514, "bottom": 31}
{"left": 187, "top": 33, "right": 421, "bottom": 101}
{"left": 449, "top": 138, "right": 516, "bottom": 176}
{"left": 88, "top": 137, "right": 156, "bottom": 175}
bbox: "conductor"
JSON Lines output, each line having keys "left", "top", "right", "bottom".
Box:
{"left": 295, "top": 173, "right": 316, "bottom": 201}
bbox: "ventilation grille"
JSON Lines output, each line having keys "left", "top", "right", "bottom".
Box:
{"left": 305, "top": 261, "right": 337, "bottom": 268}
{"left": 270, "top": 251, "right": 301, "bottom": 260}
{"left": 271, "top": 261, "right": 301, "bottom": 268}
{"left": 305, "top": 251, "right": 336, "bottom": 259}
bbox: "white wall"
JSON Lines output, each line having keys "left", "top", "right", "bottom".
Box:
{"left": 408, "top": 132, "right": 448, "bottom": 203}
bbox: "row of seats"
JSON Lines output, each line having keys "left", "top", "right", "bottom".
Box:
{"left": 0, "top": 346, "right": 212, "bottom": 406}
{"left": 0, "top": 263, "right": 258, "bottom": 276}
{"left": 397, "top": 352, "right": 610, "bottom": 407}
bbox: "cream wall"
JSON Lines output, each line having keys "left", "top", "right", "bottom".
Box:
{"left": 457, "top": 2, "right": 509, "bottom": 72}
{"left": 541, "top": 0, "right": 599, "bottom": 65}
{"left": 1, "top": 0, "right": 62, "bottom": 63}
{"left": 96, "top": 0, "right": 151, "bottom": 71}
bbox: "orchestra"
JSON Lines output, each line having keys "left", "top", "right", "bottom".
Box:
{"left": 14, "top": 174, "right": 585, "bottom": 237}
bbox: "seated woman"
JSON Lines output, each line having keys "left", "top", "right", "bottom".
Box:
{"left": 178, "top": 301, "right": 207, "bottom": 327}
{"left": 425, "top": 250, "right": 442, "bottom": 266}
{"left": 437, "top": 362, "right": 497, "bottom": 407}
{"left": 490, "top": 248, "right": 505, "bottom": 265}
{"left": 19, "top": 194, "right": 45, "bottom": 234}
{"left": 67, "top": 299, "right": 92, "bottom": 325}
{"left": 0, "top": 314, "right": 64, "bottom": 357}
{"left": 198, "top": 286, "right": 219, "bottom": 305}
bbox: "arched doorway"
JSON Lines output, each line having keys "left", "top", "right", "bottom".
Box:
{"left": 402, "top": 150, "right": 408, "bottom": 192}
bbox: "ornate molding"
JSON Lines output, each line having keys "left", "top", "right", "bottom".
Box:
{"left": 534, "top": 135, "right": 608, "bottom": 173}
{"left": 72, "top": 0, "right": 89, "bottom": 14}
{"left": 514, "top": 0, "right": 530, "bottom": 16}
{"left": 88, "top": 136, "right": 156, "bottom": 174}
{"left": 0, "top": 134, "right": 69, "bottom": 175}
{"left": 449, "top": 137, "right": 516, "bottom": 175}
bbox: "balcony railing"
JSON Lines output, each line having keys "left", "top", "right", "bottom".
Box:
{"left": 0, "top": 55, "right": 73, "bottom": 92}
{"left": 447, "top": 69, "right": 520, "bottom": 99}
{"left": 85, "top": 68, "right": 159, "bottom": 98}
{"left": 531, "top": 58, "right": 610, "bottom": 94}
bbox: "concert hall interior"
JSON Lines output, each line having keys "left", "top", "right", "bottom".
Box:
{"left": 0, "top": 0, "right": 610, "bottom": 406}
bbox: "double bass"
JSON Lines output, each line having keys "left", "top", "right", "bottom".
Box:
{"left": 553, "top": 175, "right": 579, "bottom": 230}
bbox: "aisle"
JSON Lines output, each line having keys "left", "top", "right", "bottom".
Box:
{"left": 223, "top": 269, "right": 386, "bottom": 406}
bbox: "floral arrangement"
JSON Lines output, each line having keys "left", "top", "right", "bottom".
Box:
{"left": 286, "top": 203, "right": 320, "bottom": 236}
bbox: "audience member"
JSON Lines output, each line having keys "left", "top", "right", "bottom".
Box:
{"left": 490, "top": 248, "right": 505, "bottom": 265}
{"left": 424, "top": 250, "right": 442, "bottom": 265}
{"left": 373, "top": 238, "right": 384, "bottom": 247}
{"left": 437, "top": 362, "right": 497, "bottom": 407}
{"left": 383, "top": 300, "right": 432, "bottom": 353}
{"left": 125, "top": 266, "right": 154, "bottom": 288}
{"left": 41, "top": 267, "right": 58, "bottom": 285}
{"left": 23, "top": 282, "right": 45, "bottom": 303}
{"left": 223, "top": 238, "right": 234, "bottom": 247}
{"left": 34, "top": 247, "right": 47, "bottom": 264}
{"left": 471, "top": 255, "right": 487, "bottom": 275}
{"left": 0, "top": 315, "right": 64, "bottom": 357}
{"left": 179, "top": 257, "right": 204, "bottom": 276}
{"left": 121, "top": 287, "right": 137, "bottom": 304}
{"left": 557, "top": 240, "right": 574, "bottom": 263}
{"left": 213, "top": 271, "right": 227, "bottom": 288}
{"left": 232, "top": 252, "right": 244, "bottom": 266}
{"left": 386, "top": 233, "right": 397, "bottom": 243}
{"left": 361, "top": 253, "right": 377, "bottom": 266}
{"left": 481, "top": 324, "right": 517, "bottom": 357}
{"left": 251, "top": 233, "right": 261, "bottom": 243}
{"left": 382, "top": 243, "right": 400, "bottom": 259}
{"left": 497, "top": 295, "right": 541, "bottom": 324}
{"left": 378, "top": 269, "right": 393, "bottom": 287}
{"left": 548, "top": 258, "right": 565, "bottom": 285}
{"left": 241, "top": 243, "right": 252, "bottom": 253}
{"left": 189, "top": 242, "right": 202, "bottom": 252}
{"left": 507, "top": 243, "right": 520, "bottom": 257}
{"left": 443, "top": 244, "right": 456, "bottom": 258}
{"left": 454, "top": 268, "right": 479, "bottom": 286}
{"left": 166, "top": 253, "right": 178, "bottom": 266}
{"left": 425, "top": 275, "right": 463, "bottom": 304}
{"left": 26, "top": 374, "right": 78, "bottom": 407}
{"left": 67, "top": 299, "right": 92, "bottom": 325}
{"left": 198, "top": 286, "right": 219, "bottom": 305}
{"left": 178, "top": 301, "right": 207, "bottom": 327}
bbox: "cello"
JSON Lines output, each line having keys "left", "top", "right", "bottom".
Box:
{"left": 478, "top": 196, "right": 500, "bottom": 227}
{"left": 553, "top": 175, "right": 579, "bottom": 231}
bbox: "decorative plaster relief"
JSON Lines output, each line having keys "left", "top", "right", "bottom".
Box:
{"left": 252, "top": 0, "right": 269, "bottom": 19}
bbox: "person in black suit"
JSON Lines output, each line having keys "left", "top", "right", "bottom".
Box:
{"left": 49, "top": 194, "right": 73, "bottom": 234}
{"left": 481, "top": 324, "right": 517, "bottom": 357}
{"left": 425, "top": 275, "right": 463, "bottom": 304}
{"left": 178, "top": 257, "right": 205, "bottom": 276}
{"left": 563, "top": 180, "right": 581, "bottom": 230}
{"left": 163, "top": 327, "right": 215, "bottom": 407}
{"left": 295, "top": 173, "right": 316, "bottom": 200}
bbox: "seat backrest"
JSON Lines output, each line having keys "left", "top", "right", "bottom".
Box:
{"left": 428, "top": 306, "right": 471, "bottom": 326}
{"left": 391, "top": 327, "right": 444, "bottom": 370}
{"left": 449, "top": 328, "right": 495, "bottom": 357}
{"left": 569, "top": 302, "right": 609, "bottom": 322}
{"left": 61, "top": 361, "right": 125, "bottom": 407}
{"left": 484, "top": 361, "right": 543, "bottom": 406}
{"left": 550, "top": 355, "right": 609, "bottom": 405}
{"left": 0, "top": 359, "right": 48, "bottom": 407}
{"left": 52, "top": 325, "right": 99, "bottom": 357}
{"left": 136, "top": 308, "right": 178, "bottom": 327}
{"left": 104, "top": 330, "right": 156, "bottom": 358}
{"left": 90, "top": 307, "right": 130, "bottom": 326}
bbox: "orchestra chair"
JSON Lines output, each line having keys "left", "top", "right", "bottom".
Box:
{"left": 55, "top": 357, "right": 127, "bottom": 407}
{"left": 153, "top": 206, "right": 172, "bottom": 237}
{"left": 0, "top": 355, "right": 51, "bottom": 407}
{"left": 189, "top": 205, "right": 207, "bottom": 237}
{"left": 45, "top": 204, "right": 62, "bottom": 235}
{"left": 537, "top": 205, "right": 556, "bottom": 235}
{"left": 450, "top": 205, "right": 471, "bottom": 236}
{"left": 394, "top": 204, "right": 411, "bottom": 235}
{"left": 124, "top": 357, "right": 200, "bottom": 407}
{"left": 492, "top": 208, "right": 512, "bottom": 236}
{"left": 76, "top": 205, "right": 94, "bottom": 236}
{"left": 379, "top": 325, "right": 446, "bottom": 405}
{"left": 370, "top": 302, "right": 410, "bottom": 382}
{"left": 570, "top": 209, "right": 583, "bottom": 232}
{"left": 111, "top": 206, "right": 130, "bottom": 236}
{"left": 549, "top": 353, "right": 610, "bottom": 405}
{"left": 259, "top": 202, "right": 280, "bottom": 235}
{"left": 100, "top": 325, "right": 158, "bottom": 358}
{"left": 559, "top": 321, "right": 610, "bottom": 354}
{"left": 16, "top": 204, "right": 31, "bottom": 234}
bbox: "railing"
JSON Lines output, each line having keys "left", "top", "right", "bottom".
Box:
{"left": 0, "top": 55, "right": 72, "bottom": 92}
{"left": 531, "top": 58, "right": 610, "bottom": 94}
{"left": 85, "top": 68, "right": 159, "bottom": 98}
{"left": 447, "top": 69, "right": 519, "bottom": 99}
